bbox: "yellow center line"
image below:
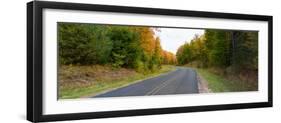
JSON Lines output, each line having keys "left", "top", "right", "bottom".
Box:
{"left": 145, "top": 74, "right": 177, "bottom": 95}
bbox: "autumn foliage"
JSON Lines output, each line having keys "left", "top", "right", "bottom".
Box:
{"left": 58, "top": 23, "right": 176, "bottom": 73}
{"left": 176, "top": 30, "right": 258, "bottom": 74}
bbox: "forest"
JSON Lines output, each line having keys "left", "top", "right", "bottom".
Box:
{"left": 59, "top": 23, "right": 176, "bottom": 73}
{"left": 177, "top": 30, "right": 258, "bottom": 69}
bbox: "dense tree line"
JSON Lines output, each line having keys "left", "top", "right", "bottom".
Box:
{"left": 58, "top": 23, "right": 176, "bottom": 73}
{"left": 176, "top": 29, "right": 258, "bottom": 73}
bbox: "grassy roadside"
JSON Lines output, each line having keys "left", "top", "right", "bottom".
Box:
{"left": 59, "top": 65, "right": 175, "bottom": 99}
{"left": 195, "top": 68, "right": 258, "bottom": 92}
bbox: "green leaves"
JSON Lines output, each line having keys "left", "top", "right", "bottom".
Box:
{"left": 176, "top": 29, "right": 258, "bottom": 72}
{"left": 111, "top": 52, "right": 126, "bottom": 68}
{"left": 58, "top": 23, "right": 113, "bottom": 65}
{"left": 58, "top": 23, "right": 176, "bottom": 73}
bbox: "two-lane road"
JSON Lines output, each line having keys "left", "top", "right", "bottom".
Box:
{"left": 94, "top": 67, "right": 198, "bottom": 98}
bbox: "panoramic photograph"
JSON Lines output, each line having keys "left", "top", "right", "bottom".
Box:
{"left": 58, "top": 22, "right": 258, "bottom": 99}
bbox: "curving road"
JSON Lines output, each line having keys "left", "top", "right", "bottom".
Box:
{"left": 94, "top": 67, "right": 198, "bottom": 98}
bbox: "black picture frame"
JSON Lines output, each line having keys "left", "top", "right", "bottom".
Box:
{"left": 27, "top": 1, "right": 273, "bottom": 122}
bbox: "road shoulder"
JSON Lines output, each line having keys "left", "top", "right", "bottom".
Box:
{"left": 197, "top": 72, "right": 212, "bottom": 93}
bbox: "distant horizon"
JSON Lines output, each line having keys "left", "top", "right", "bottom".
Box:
{"left": 155, "top": 28, "right": 204, "bottom": 54}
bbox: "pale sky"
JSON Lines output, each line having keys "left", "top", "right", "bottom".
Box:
{"left": 155, "top": 28, "right": 205, "bottom": 54}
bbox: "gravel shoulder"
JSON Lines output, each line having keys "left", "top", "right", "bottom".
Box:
{"left": 197, "top": 72, "right": 212, "bottom": 93}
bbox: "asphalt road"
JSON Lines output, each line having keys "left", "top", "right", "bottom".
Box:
{"left": 94, "top": 67, "right": 199, "bottom": 98}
